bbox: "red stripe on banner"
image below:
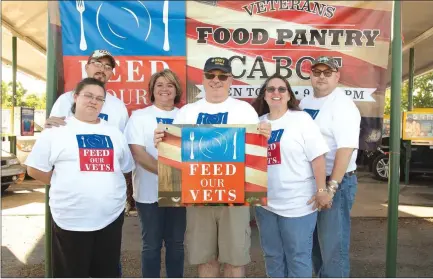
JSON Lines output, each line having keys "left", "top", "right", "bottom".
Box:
{"left": 245, "top": 182, "right": 267, "bottom": 192}
{"left": 246, "top": 133, "right": 265, "bottom": 146}
{"left": 214, "top": 2, "right": 391, "bottom": 39}
{"left": 164, "top": 133, "right": 181, "bottom": 148}
{"left": 158, "top": 156, "right": 182, "bottom": 170}
{"left": 186, "top": 19, "right": 387, "bottom": 88}
{"left": 246, "top": 154, "right": 267, "bottom": 172}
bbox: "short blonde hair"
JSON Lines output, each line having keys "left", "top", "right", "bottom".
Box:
{"left": 148, "top": 69, "right": 182, "bottom": 104}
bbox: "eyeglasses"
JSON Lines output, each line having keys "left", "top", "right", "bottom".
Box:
{"left": 80, "top": 93, "right": 105, "bottom": 103}
{"left": 266, "top": 86, "right": 287, "bottom": 93}
{"left": 204, "top": 72, "right": 231, "bottom": 81}
{"left": 89, "top": 61, "right": 113, "bottom": 72}
{"left": 311, "top": 69, "right": 337, "bottom": 77}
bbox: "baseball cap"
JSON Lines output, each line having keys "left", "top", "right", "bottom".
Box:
{"left": 203, "top": 57, "right": 232, "bottom": 74}
{"left": 87, "top": 49, "right": 116, "bottom": 68}
{"left": 311, "top": 56, "right": 339, "bottom": 71}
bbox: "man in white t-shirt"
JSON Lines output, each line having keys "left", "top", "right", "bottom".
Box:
{"left": 46, "top": 49, "right": 129, "bottom": 132}
{"left": 299, "top": 56, "right": 361, "bottom": 278}
{"left": 154, "top": 57, "right": 271, "bottom": 278}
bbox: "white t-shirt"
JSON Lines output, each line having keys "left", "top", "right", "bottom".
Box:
{"left": 300, "top": 88, "right": 361, "bottom": 175}
{"left": 50, "top": 91, "right": 129, "bottom": 132}
{"left": 260, "top": 110, "right": 329, "bottom": 217}
{"left": 25, "top": 117, "right": 134, "bottom": 231}
{"left": 174, "top": 97, "right": 259, "bottom": 125}
{"left": 124, "top": 105, "right": 179, "bottom": 204}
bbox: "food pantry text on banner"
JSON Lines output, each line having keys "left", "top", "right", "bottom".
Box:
{"left": 186, "top": 1, "right": 392, "bottom": 150}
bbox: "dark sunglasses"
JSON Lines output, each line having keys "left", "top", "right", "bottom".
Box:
{"left": 266, "top": 86, "right": 287, "bottom": 93}
{"left": 311, "top": 69, "right": 337, "bottom": 77}
{"left": 204, "top": 72, "right": 231, "bottom": 81}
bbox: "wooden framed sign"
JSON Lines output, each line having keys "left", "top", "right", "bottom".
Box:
{"left": 157, "top": 124, "right": 267, "bottom": 207}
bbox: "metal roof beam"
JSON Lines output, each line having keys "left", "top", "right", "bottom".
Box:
{"left": 402, "top": 26, "right": 433, "bottom": 53}
{"left": 1, "top": 57, "right": 46, "bottom": 81}
{"left": 1, "top": 19, "right": 46, "bottom": 55}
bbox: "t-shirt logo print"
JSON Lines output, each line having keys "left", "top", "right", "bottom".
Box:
{"left": 303, "top": 109, "right": 320, "bottom": 120}
{"left": 98, "top": 113, "right": 109, "bottom": 121}
{"left": 156, "top": 117, "right": 174, "bottom": 124}
{"left": 196, "top": 112, "right": 228, "bottom": 124}
{"left": 77, "top": 134, "right": 114, "bottom": 172}
{"left": 268, "top": 129, "right": 284, "bottom": 165}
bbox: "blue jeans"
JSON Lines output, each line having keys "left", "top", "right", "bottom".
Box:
{"left": 136, "top": 202, "right": 186, "bottom": 278}
{"left": 255, "top": 207, "right": 317, "bottom": 278}
{"left": 312, "top": 174, "right": 358, "bottom": 277}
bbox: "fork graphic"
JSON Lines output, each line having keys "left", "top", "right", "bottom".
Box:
{"left": 189, "top": 132, "right": 195, "bottom": 160}
{"left": 76, "top": 0, "right": 87, "bottom": 51}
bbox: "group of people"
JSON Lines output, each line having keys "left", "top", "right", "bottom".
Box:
{"left": 25, "top": 49, "right": 360, "bottom": 278}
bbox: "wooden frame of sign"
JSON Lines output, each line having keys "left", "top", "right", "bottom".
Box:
{"left": 157, "top": 123, "right": 268, "bottom": 207}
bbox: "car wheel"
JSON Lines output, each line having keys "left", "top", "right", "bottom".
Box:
{"left": 372, "top": 153, "right": 389, "bottom": 181}
{"left": 1, "top": 185, "right": 10, "bottom": 194}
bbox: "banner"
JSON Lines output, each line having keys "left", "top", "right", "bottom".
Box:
{"left": 402, "top": 111, "right": 433, "bottom": 141}
{"left": 157, "top": 124, "right": 268, "bottom": 207}
{"left": 58, "top": 1, "right": 187, "bottom": 113}
{"left": 56, "top": 1, "right": 393, "bottom": 149}
{"left": 20, "top": 107, "right": 35, "bottom": 136}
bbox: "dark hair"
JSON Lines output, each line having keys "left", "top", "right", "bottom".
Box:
{"left": 148, "top": 69, "right": 182, "bottom": 104}
{"left": 71, "top": 78, "right": 106, "bottom": 114}
{"left": 251, "top": 73, "right": 301, "bottom": 117}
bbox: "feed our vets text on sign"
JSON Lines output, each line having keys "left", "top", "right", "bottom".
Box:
{"left": 157, "top": 124, "right": 268, "bottom": 207}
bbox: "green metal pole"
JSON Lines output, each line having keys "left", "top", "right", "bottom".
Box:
{"left": 407, "top": 48, "right": 414, "bottom": 111}
{"left": 45, "top": 12, "right": 57, "bottom": 278}
{"left": 404, "top": 48, "right": 415, "bottom": 185}
{"left": 10, "top": 37, "right": 18, "bottom": 154}
{"left": 386, "top": 1, "right": 402, "bottom": 277}
{"left": 12, "top": 36, "right": 17, "bottom": 107}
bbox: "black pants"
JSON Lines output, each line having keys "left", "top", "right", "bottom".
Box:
{"left": 51, "top": 212, "right": 124, "bottom": 278}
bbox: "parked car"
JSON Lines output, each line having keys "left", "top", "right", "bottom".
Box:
{"left": 362, "top": 137, "right": 433, "bottom": 181}
{"left": 1, "top": 150, "right": 26, "bottom": 194}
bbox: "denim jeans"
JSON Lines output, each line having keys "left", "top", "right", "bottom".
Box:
{"left": 136, "top": 202, "right": 186, "bottom": 278}
{"left": 255, "top": 207, "right": 317, "bottom": 278}
{"left": 312, "top": 174, "right": 358, "bottom": 278}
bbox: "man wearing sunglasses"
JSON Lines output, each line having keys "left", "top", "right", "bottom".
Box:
{"left": 45, "top": 49, "right": 129, "bottom": 133}
{"left": 154, "top": 57, "right": 271, "bottom": 277}
{"left": 299, "top": 56, "right": 361, "bottom": 278}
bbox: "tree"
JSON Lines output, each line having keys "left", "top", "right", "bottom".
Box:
{"left": 1, "top": 81, "right": 28, "bottom": 107}
{"left": 1, "top": 80, "right": 45, "bottom": 109}
{"left": 384, "top": 71, "right": 433, "bottom": 115}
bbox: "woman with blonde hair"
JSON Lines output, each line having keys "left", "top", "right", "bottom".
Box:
{"left": 124, "top": 69, "right": 185, "bottom": 278}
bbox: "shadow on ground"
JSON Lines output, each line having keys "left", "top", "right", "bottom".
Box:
{"left": 2, "top": 217, "right": 432, "bottom": 278}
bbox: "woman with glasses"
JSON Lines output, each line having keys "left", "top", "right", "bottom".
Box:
{"left": 25, "top": 77, "right": 134, "bottom": 278}
{"left": 124, "top": 69, "right": 186, "bottom": 278}
{"left": 251, "top": 73, "right": 331, "bottom": 278}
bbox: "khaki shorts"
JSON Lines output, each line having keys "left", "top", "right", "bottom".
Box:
{"left": 185, "top": 206, "right": 251, "bottom": 266}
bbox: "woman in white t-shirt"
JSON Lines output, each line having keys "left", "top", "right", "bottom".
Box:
{"left": 25, "top": 78, "right": 134, "bottom": 278}
{"left": 251, "top": 73, "right": 331, "bottom": 278}
{"left": 124, "top": 69, "right": 186, "bottom": 278}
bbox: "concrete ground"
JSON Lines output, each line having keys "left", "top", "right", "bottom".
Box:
{"left": 1, "top": 172, "right": 433, "bottom": 277}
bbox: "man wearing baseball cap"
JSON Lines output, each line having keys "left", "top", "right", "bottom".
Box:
{"left": 154, "top": 57, "right": 271, "bottom": 277}
{"left": 45, "top": 49, "right": 128, "bottom": 132}
{"left": 300, "top": 56, "right": 361, "bottom": 277}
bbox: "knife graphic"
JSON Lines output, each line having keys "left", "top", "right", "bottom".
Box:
{"left": 233, "top": 131, "right": 237, "bottom": 160}
{"left": 163, "top": 0, "right": 170, "bottom": 51}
